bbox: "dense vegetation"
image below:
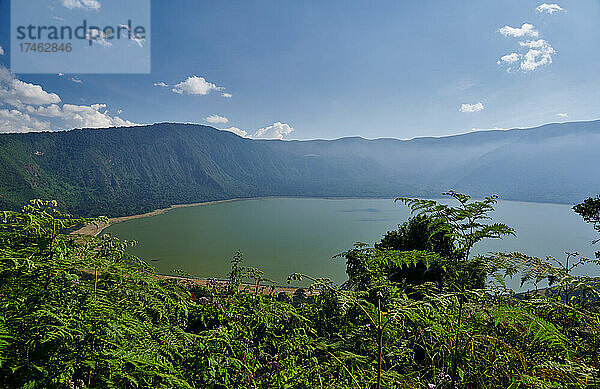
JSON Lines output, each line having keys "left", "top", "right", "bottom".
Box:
{"left": 1, "top": 121, "right": 599, "bottom": 216}
{"left": 1, "top": 191, "right": 599, "bottom": 388}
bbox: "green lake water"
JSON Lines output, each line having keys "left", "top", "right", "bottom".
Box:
{"left": 104, "top": 197, "right": 598, "bottom": 290}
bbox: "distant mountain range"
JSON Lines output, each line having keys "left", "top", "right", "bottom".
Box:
{"left": 1, "top": 121, "right": 599, "bottom": 216}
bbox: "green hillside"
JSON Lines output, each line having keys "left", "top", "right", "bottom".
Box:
{"left": 1, "top": 121, "right": 599, "bottom": 216}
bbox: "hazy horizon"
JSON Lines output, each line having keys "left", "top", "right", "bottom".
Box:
{"left": 2, "top": 117, "right": 599, "bottom": 143}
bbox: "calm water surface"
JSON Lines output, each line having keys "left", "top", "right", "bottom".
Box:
{"left": 104, "top": 198, "right": 598, "bottom": 289}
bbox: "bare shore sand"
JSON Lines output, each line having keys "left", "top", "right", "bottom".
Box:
{"left": 160, "top": 275, "right": 318, "bottom": 296}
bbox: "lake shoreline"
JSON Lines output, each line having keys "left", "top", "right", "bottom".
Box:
{"left": 72, "top": 197, "right": 594, "bottom": 293}
{"left": 72, "top": 195, "right": 397, "bottom": 236}
{"left": 72, "top": 194, "right": 575, "bottom": 237}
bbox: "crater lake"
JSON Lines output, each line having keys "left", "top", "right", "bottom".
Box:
{"left": 103, "top": 197, "right": 598, "bottom": 290}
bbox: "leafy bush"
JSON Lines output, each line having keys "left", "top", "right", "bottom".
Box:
{"left": 0, "top": 194, "right": 599, "bottom": 388}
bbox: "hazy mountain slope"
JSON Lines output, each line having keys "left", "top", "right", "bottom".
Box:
{"left": 0, "top": 123, "right": 410, "bottom": 216}
{"left": 453, "top": 123, "right": 600, "bottom": 203}
{"left": 269, "top": 128, "right": 526, "bottom": 187}
{"left": 0, "top": 121, "right": 598, "bottom": 216}
{"left": 271, "top": 121, "right": 600, "bottom": 202}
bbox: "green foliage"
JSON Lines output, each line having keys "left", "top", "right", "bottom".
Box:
{"left": 1, "top": 193, "right": 600, "bottom": 388}
{"left": 573, "top": 196, "right": 600, "bottom": 258}
{"left": 375, "top": 215, "right": 454, "bottom": 288}
{"left": 0, "top": 200, "right": 193, "bottom": 387}
{"left": 376, "top": 215, "right": 456, "bottom": 257}
{"left": 396, "top": 191, "right": 515, "bottom": 261}
{"left": 341, "top": 192, "right": 513, "bottom": 295}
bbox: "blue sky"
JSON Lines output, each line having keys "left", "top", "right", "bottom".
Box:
{"left": 0, "top": 0, "right": 599, "bottom": 139}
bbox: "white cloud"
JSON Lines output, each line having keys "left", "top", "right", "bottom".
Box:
{"left": 0, "top": 46, "right": 4, "bottom": 56}
{"left": 220, "top": 122, "right": 295, "bottom": 139}
{"left": 26, "top": 103, "right": 137, "bottom": 129}
{"left": 253, "top": 122, "right": 294, "bottom": 139}
{"left": 497, "top": 52, "right": 520, "bottom": 64}
{"left": 206, "top": 114, "right": 229, "bottom": 124}
{"left": 0, "top": 67, "right": 61, "bottom": 107}
{"left": 519, "top": 39, "right": 555, "bottom": 71}
{"left": 556, "top": 113, "right": 568, "bottom": 118}
{"left": 9, "top": 80, "right": 62, "bottom": 106}
{"left": 536, "top": 3, "right": 564, "bottom": 14}
{"left": 470, "top": 127, "right": 508, "bottom": 132}
{"left": 172, "top": 76, "right": 223, "bottom": 95}
{"left": 0, "top": 109, "right": 51, "bottom": 133}
{"left": 499, "top": 23, "right": 539, "bottom": 38}
{"left": 497, "top": 21, "right": 556, "bottom": 73}
{"left": 222, "top": 126, "right": 249, "bottom": 138}
{"left": 130, "top": 35, "right": 145, "bottom": 48}
{"left": 26, "top": 104, "right": 63, "bottom": 117}
{"left": 459, "top": 102, "right": 484, "bottom": 113}
{"left": 59, "top": 104, "right": 136, "bottom": 128}
{"left": 222, "top": 93, "right": 233, "bottom": 98}
{"left": 153, "top": 82, "right": 168, "bottom": 87}
{"left": 61, "top": 0, "right": 101, "bottom": 11}
{"left": 0, "top": 66, "right": 137, "bottom": 132}
{"left": 86, "top": 28, "right": 112, "bottom": 47}
{"left": 117, "top": 24, "right": 145, "bottom": 47}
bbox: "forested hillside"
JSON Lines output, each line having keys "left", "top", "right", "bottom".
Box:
{"left": 1, "top": 121, "right": 599, "bottom": 216}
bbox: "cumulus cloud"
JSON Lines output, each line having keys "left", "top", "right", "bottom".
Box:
{"left": 497, "top": 22, "right": 555, "bottom": 72}
{"left": 219, "top": 122, "right": 295, "bottom": 139}
{"left": 497, "top": 53, "right": 520, "bottom": 64}
{"left": 153, "top": 82, "right": 168, "bottom": 87}
{"left": 222, "top": 127, "right": 249, "bottom": 138}
{"left": 206, "top": 114, "right": 229, "bottom": 124}
{"left": 0, "top": 67, "right": 61, "bottom": 108}
{"left": 253, "top": 122, "right": 294, "bottom": 139}
{"left": 117, "top": 24, "right": 145, "bottom": 47}
{"left": 172, "top": 76, "right": 223, "bottom": 95}
{"left": 61, "top": 0, "right": 101, "bottom": 11}
{"left": 556, "top": 113, "right": 568, "bottom": 118}
{"left": 221, "top": 93, "right": 232, "bottom": 98}
{"left": 459, "top": 102, "right": 484, "bottom": 113}
{"left": 26, "top": 104, "right": 63, "bottom": 117}
{"left": 0, "top": 109, "right": 51, "bottom": 133}
{"left": 499, "top": 23, "right": 539, "bottom": 38}
{"left": 58, "top": 104, "right": 136, "bottom": 128}
{"left": 25, "top": 103, "right": 136, "bottom": 129}
{"left": 519, "top": 39, "right": 555, "bottom": 71}
{"left": 86, "top": 28, "right": 112, "bottom": 47}
{"left": 0, "top": 65, "right": 137, "bottom": 132}
{"left": 536, "top": 3, "right": 564, "bottom": 14}
{"left": 0, "top": 46, "right": 4, "bottom": 56}
{"left": 470, "top": 127, "right": 508, "bottom": 132}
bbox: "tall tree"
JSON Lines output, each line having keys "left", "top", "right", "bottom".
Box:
{"left": 573, "top": 195, "right": 600, "bottom": 258}
{"left": 375, "top": 214, "right": 455, "bottom": 286}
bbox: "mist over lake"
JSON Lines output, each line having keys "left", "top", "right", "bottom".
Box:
{"left": 104, "top": 197, "right": 598, "bottom": 290}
